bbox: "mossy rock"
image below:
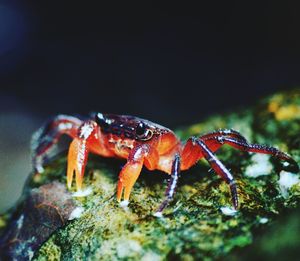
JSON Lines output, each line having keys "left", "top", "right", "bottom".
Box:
{"left": 1, "top": 90, "right": 300, "bottom": 260}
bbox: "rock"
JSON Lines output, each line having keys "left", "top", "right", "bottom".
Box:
{"left": 1, "top": 90, "right": 300, "bottom": 260}
{"left": 0, "top": 182, "right": 77, "bottom": 260}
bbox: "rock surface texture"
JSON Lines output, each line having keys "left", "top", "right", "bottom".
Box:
{"left": 1, "top": 90, "right": 300, "bottom": 260}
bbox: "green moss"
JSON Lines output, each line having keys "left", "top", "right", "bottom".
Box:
{"left": 11, "top": 90, "right": 300, "bottom": 260}
{"left": 0, "top": 214, "right": 8, "bottom": 234}
{"left": 35, "top": 243, "right": 61, "bottom": 261}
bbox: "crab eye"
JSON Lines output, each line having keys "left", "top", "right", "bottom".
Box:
{"left": 136, "top": 122, "right": 153, "bottom": 140}
{"left": 136, "top": 122, "right": 146, "bottom": 136}
{"left": 95, "top": 113, "right": 114, "bottom": 129}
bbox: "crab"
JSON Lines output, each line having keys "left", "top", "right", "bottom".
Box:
{"left": 31, "top": 113, "right": 299, "bottom": 215}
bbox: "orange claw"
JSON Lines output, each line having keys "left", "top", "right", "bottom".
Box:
{"left": 67, "top": 138, "right": 89, "bottom": 191}
{"left": 117, "top": 161, "right": 143, "bottom": 202}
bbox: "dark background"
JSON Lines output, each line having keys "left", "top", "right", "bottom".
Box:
{"left": 1, "top": 1, "right": 300, "bottom": 126}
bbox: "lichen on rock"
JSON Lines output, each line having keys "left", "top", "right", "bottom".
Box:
{"left": 1, "top": 90, "right": 300, "bottom": 260}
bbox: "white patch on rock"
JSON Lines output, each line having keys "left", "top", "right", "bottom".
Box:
{"left": 72, "top": 187, "right": 93, "bottom": 197}
{"left": 153, "top": 211, "right": 163, "bottom": 218}
{"left": 120, "top": 200, "right": 129, "bottom": 207}
{"left": 259, "top": 217, "right": 269, "bottom": 224}
{"left": 68, "top": 206, "right": 84, "bottom": 220}
{"left": 220, "top": 206, "right": 238, "bottom": 216}
{"left": 36, "top": 164, "right": 45, "bottom": 173}
{"left": 245, "top": 154, "right": 273, "bottom": 178}
{"left": 117, "top": 240, "right": 142, "bottom": 258}
{"left": 278, "top": 170, "right": 300, "bottom": 198}
{"left": 141, "top": 251, "right": 161, "bottom": 261}
{"left": 28, "top": 248, "right": 34, "bottom": 260}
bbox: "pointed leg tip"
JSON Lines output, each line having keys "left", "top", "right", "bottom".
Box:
{"left": 67, "top": 169, "right": 74, "bottom": 190}
{"left": 234, "top": 204, "right": 239, "bottom": 210}
{"left": 67, "top": 177, "right": 73, "bottom": 190}
{"left": 76, "top": 184, "right": 82, "bottom": 192}
{"left": 75, "top": 175, "right": 83, "bottom": 192}
{"left": 232, "top": 196, "right": 239, "bottom": 210}
{"left": 67, "top": 176, "right": 74, "bottom": 189}
{"left": 153, "top": 211, "right": 164, "bottom": 218}
{"left": 116, "top": 186, "right": 123, "bottom": 202}
{"left": 232, "top": 198, "right": 239, "bottom": 210}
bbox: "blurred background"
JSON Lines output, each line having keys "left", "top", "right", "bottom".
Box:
{"left": 1, "top": 1, "right": 300, "bottom": 212}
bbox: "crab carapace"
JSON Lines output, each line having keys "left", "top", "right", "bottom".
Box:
{"left": 31, "top": 113, "right": 299, "bottom": 215}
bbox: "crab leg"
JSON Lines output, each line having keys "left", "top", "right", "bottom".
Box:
{"left": 155, "top": 153, "right": 181, "bottom": 215}
{"left": 117, "top": 144, "right": 157, "bottom": 204}
{"left": 191, "top": 129, "right": 249, "bottom": 155}
{"left": 200, "top": 129, "right": 248, "bottom": 142}
{"left": 31, "top": 115, "right": 82, "bottom": 173}
{"left": 66, "top": 120, "right": 98, "bottom": 190}
{"left": 117, "top": 161, "right": 143, "bottom": 204}
{"left": 67, "top": 138, "right": 89, "bottom": 190}
{"left": 182, "top": 137, "right": 239, "bottom": 209}
{"left": 203, "top": 136, "right": 299, "bottom": 171}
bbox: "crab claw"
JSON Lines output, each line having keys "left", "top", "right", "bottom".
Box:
{"left": 67, "top": 138, "right": 88, "bottom": 191}
{"left": 117, "top": 161, "right": 143, "bottom": 203}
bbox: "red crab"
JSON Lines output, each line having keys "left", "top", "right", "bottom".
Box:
{"left": 31, "top": 113, "right": 298, "bottom": 215}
